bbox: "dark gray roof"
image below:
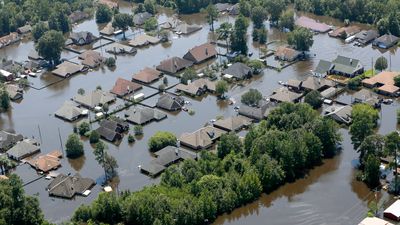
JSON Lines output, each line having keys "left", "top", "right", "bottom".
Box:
{"left": 301, "top": 76, "right": 336, "bottom": 91}
{"left": 95, "top": 126, "right": 121, "bottom": 142}
{"left": 374, "top": 34, "right": 400, "bottom": 47}
{"left": 6, "top": 140, "right": 40, "bottom": 160}
{"left": 314, "top": 60, "right": 333, "bottom": 75}
{"left": 323, "top": 105, "right": 352, "bottom": 125}
{"left": 156, "top": 57, "right": 193, "bottom": 74}
{"left": 140, "top": 162, "right": 166, "bottom": 176}
{"left": 238, "top": 101, "right": 277, "bottom": 120}
{"left": 0, "top": 131, "right": 23, "bottom": 150}
{"left": 47, "top": 173, "right": 95, "bottom": 199}
{"left": 156, "top": 94, "right": 184, "bottom": 111}
{"left": 125, "top": 106, "right": 167, "bottom": 125}
{"left": 55, "top": 101, "right": 85, "bottom": 121}
{"left": 355, "top": 30, "right": 379, "bottom": 45}
{"left": 332, "top": 55, "right": 362, "bottom": 75}
{"left": 222, "top": 62, "right": 251, "bottom": 79}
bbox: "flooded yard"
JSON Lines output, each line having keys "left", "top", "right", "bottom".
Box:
{"left": 0, "top": 3, "right": 399, "bottom": 224}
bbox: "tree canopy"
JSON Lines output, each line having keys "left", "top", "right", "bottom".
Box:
{"left": 148, "top": 131, "right": 177, "bottom": 152}
{"left": 375, "top": 56, "right": 388, "bottom": 71}
{"left": 241, "top": 89, "right": 262, "bottom": 106}
{"left": 66, "top": 133, "right": 84, "bottom": 158}
{"left": 36, "top": 30, "right": 65, "bottom": 65}
{"left": 288, "top": 27, "right": 314, "bottom": 51}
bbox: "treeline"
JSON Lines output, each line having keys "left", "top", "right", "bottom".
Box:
{"left": 72, "top": 103, "right": 342, "bottom": 225}
{"left": 0, "top": 0, "right": 93, "bottom": 36}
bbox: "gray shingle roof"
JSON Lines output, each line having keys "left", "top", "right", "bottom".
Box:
{"left": 55, "top": 101, "right": 85, "bottom": 121}
{"left": 222, "top": 62, "right": 251, "bottom": 79}
{"left": 125, "top": 106, "right": 167, "bottom": 125}
{"left": 0, "top": 131, "right": 23, "bottom": 151}
{"left": 47, "top": 173, "right": 95, "bottom": 199}
{"left": 6, "top": 140, "right": 40, "bottom": 160}
{"left": 156, "top": 94, "right": 184, "bottom": 111}
{"left": 73, "top": 90, "right": 116, "bottom": 109}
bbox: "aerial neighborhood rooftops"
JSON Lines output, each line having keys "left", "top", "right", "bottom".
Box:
{"left": 67, "top": 31, "right": 97, "bottom": 46}
{"left": 329, "top": 25, "right": 361, "bottom": 38}
{"left": 269, "top": 88, "right": 302, "bottom": 103}
{"left": 362, "top": 71, "right": 400, "bottom": 96}
{"left": 215, "top": 3, "right": 232, "bottom": 12}
{"left": 47, "top": 173, "right": 95, "bottom": 199}
{"left": 156, "top": 57, "right": 193, "bottom": 74}
{"left": 27, "top": 150, "right": 62, "bottom": 173}
{"left": 222, "top": 62, "right": 252, "bottom": 80}
{"left": 105, "top": 42, "right": 136, "bottom": 55}
{"left": 295, "top": 16, "right": 332, "bottom": 33}
{"left": 73, "top": 89, "right": 116, "bottom": 109}
{"left": 0, "top": 32, "right": 20, "bottom": 49}
{"left": 132, "top": 67, "right": 162, "bottom": 83}
{"left": 323, "top": 105, "right": 353, "bottom": 125}
{"left": 174, "top": 23, "right": 202, "bottom": 35}
{"left": 301, "top": 76, "right": 336, "bottom": 91}
{"left": 156, "top": 93, "right": 185, "bottom": 111}
{"left": 128, "top": 34, "right": 160, "bottom": 47}
{"left": 179, "top": 126, "right": 226, "bottom": 150}
{"left": 52, "top": 61, "right": 85, "bottom": 78}
{"left": 55, "top": 101, "right": 87, "bottom": 122}
{"left": 314, "top": 56, "right": 364, "bottom": 78}
{"left": 355, "top": 30, "right": 379, "bottom": 45}
{"left": 0, "top": 131, "right": 23, "bottom": 151}
{"left": 274, "top": 46, "right": 301, "bottom": 62}
{"left": 175, "top": 78, "right": 216, "bottom": 96}
{"left": 111, "top": 78, "right": 142, "bottom": 97}
{"left": 213, "top": 116, "right": 253, "bottom": 132}
{"left": 79, "top": 50, "right": 105, "bottom": 68}
{"left": 6, "top": 139, "right": 40, "bottom": 161}
{"left": 124, "top": 106, "right": 167, "bottom": 125}
{"left": 183, "top": 43, "right": 217, "bottom": 64}
{"left": 238, "top": 101, "right": 278, "bottom": 121}
{"left": 353, "top": 89, "right": 381, "bottom": 108}
{"left": 373, "top": 34, "right": 400, "bottom": 49}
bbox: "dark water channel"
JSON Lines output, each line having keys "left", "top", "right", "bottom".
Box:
{"left": 0, "top": 3, "right": 399, "bottom": 224}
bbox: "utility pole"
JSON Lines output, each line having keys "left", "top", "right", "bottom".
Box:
{"left": 58, "top": 128, "right": 64, "bottom": 156}
{"left": 37, "top": 125, "right": 42, "bottom": 144}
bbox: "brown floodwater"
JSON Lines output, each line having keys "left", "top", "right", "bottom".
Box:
{"left": 0, "top": 3, "right": 399, "bottom": 224}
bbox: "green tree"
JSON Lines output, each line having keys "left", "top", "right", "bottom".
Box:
{"left": 134, "top": 125, "right": 143, "bottom": 136}
{"left": 78, "top": 88, "right": 85, "bottom": 95}
{"left": 91, "top": 192, "right": 122, "bottom": 223}
{"left": 65, "top": 133, "right": 84, "bottom": 158}
{"left": 241, "top": 89, "right": 262, "bottom": 106}
{"left": 181, "top": 68, "right": 197, "bottom": 85}
{"left": 148, "top": 131, "right": 177, "bottom": 152}
{"left": 48, "top": 9, "right": 70, "bottom": 33}
{"left": 36, "top": 30, "right": 65, "bottom": 65}
{"left": 239, "top": 0, "right": 251, "bottom": 17}
{"left": 32, "top": 21, "right": 48, "bottom": 41}
{"left": 347, "top": 76, "right": 363, "bottom": 90}
{"left": 204, "top": 3, "right": 218, "bottom": 31}
{"left": 358, "top": 134, "right": 384, "bottom": 167}
{"left": 304, "top": 90, "right": 323, "bottom": 109}
{"left": 94, "top": 141, "right": 117, "bottom": 181}
{"left": 231, "top": 15, "right": 249, "bottom": 54}
{"left": 89, "top": 130, "right": 100, "bottom": 144}
{"left": 258, "top": 27, "right": 267, "bottom": 44}
{"left": 112, "top": 13, "right": 133, "bottom": 40}
{"left": 375, "top": 56, "right": 388, "bottom": 71}
{"left": 216, "top": 22, "right": 233, "bottom": 51}
{"left": 215, "top": 80, "right": 228, "bottom": 98}
{"left": 251, "top": 7, "right": 266, "bottom": 29}
{"left": 385, "top": 132, "right": 400, "bottom": 193}
{"left": 287, "top": 27, "right": 314, "bottom": 51}
{"left": 144, "top": 0, "right": 157, "bottom": 14}
{"left": 279, "top": 9, "right": 294, "bottom": 31}
{"left": 264, "top": 0, "right": 286, "bottom": 23}
{"left": 105, "top": 57, "right": 116, "bottom": 67}
{"left": 363, "top": 155, "right": 381, "bottom": 187}
{"left": 349, "top": 104, "right": 379, "bottom": 149}
{"left": 78, "top": 122, "right": 90, "bottom": 136}
{"left": 217, "top": 133, "right": 243, "bottom": 159}
{"left": 96, "top": 4, "right": 112, "bottom": 23}
{"left": 143, "top": 17, "right": 158, "bottom": 31}
{"left": 255, "top": 155, "right": 285, "bottom": 191}
{"left": 395, "top": 75, "right": 400, "bottom": 87}
{"left": 134, "top": 3, "right": 145, "bottom": 14}
{"left": 247, "top": 59, "right": 264, "bottom": 74}
{"left": 0, "top": 86, "right": 10, "bottom": 111}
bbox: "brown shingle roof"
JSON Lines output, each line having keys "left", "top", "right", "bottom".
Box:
{"left": 179, "top": 126, "right": 226, "bottom": 150}
{"left": 132, "top": 67, "right": 161, "bottom": 83}
{"left": 183, "top": 43, "right": 218, "bottom": 64}
{"left": 156, "top": 57, "right": 193, "bottom": 74}
{"left": 213, "top": 116, "right": 252, "bottom": 132}
{"left": 111, "top": 78, "right": 142, "bottom": 97}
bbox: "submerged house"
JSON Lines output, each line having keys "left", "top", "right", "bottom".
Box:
{"left": 55, "top": 101, "right": 87, "bottom": 122}
{"left": 353, "top": 89, "right": 381, "bottom": 108}
{"left": 222, "top": 62, "right": 252, "bottom": 80}
{"left": 132, "top": 67, "right": 162, "bottom": 84}
{"left": 269, "top": 88, "right": 302, "bottom": 103}
{"left": 6, "top": 139, "right": 40, "bottom": 161}
{"left": 274, "top": 46, "right": 301, "bottom": 62}
{"left": 27, "top": 150, "right": 62, "bottom": 173}
{"left": 362, "top": 71, "right": 400, "bottom": 96}
{"left": 52, "top": 61, "right": 85, "bottom": 78}
{"left": 355, "top": 30, "right": 379, "bottom": 45}
{"left": 67, "top": 31, "right": 98, "bottom": 46}
{"left": 329, "top": 26, "right": 361, "bottom": 39}
{"left": 313, "top": 56, "right": 364, "bottom": 78}
{"left": 301, "top": 76, "right": 336, "bottom": 92}
{"left": 133, "top": 12, "right": 152, "bottom": 26}
{"left": 47, "top": 173, "right": 95, "bottom": 199}
{"left": 174, "top": 23, "right": 202, "bottom": 35}
{"left": 238, "top": 101, "right": 278, "bottom": 121}
{"left": 73, "top": 90, "right": 116, "bottom": 109}
{"left": 295, "top": 16, "right": 331, "bottom": 33}
{"left": 17, "top": 25, "right": 32, "bottom": 34}
{"left": 373, "top": 34, "right": 400, "bottom": 49}
{"left": 0, "top": 131, "right": 23, "bottom": 151}
{"left": 156, "top": 94, "right": 185, "bottom": 111}
{"left": 156, "top": 57, "right": 193, "bottom": 74}
{"left": 111, "top": 78, "right": 142, "bottom": 97}
{"left": 183, "top": 43, "right": 218, "bottom": 64}
{"left": 0, "top": 32, "right": 20, "bottom": 49}
{"left": 175, "top": 78, "right": 216, "bottom": 96}
{"left": 68, "top": 11, "right": 89, "bottom": 23}
{"left": 179, "top": 126, "right": 226, "bottom": 150}
{"left": 213, "top": 116, "right": 252, "bottom": 132}
{"left": 105, "top": 42, "right": 136, "bottom": 55}
{"left": 79, "top": 50, "right": 105, "bottom": 68}
{"left": 6, "top": 84, "right": 23, "bottom": 100}
{"left": 125, "top": 106, "right": 167, "bottom": 125}
{"left": 323, "top": 105, "right": 353, "bottom": 125}
{"left": 128, "top": 34, "right": 160, "bottom": 47}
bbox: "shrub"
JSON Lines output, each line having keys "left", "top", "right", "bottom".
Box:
{"left": 148, "top": 131, "right": 177, "bottom": 152}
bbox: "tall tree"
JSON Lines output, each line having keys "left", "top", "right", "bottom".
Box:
{"left": 215, "top": 80, "right": 228, "bottom": 99}
{"left": 65, "top": 133, "right": 84, "bottom": 158}
{"left": 287, "top": 27, "right": 314, "bottom": 51}
{"left": 36, "top": 30, "right": 65, "bottom": 66}
{"left": 204, "top": 3, "right": 218, "bottom": 31}
{"left": 112, "top": 13, "right": 133, "bottom": 40}
{"left": 0, "top": 85, "right": 10, "bottom": 111}
{"left": 251, "top": 7, "right": 266, "bottom": 29}
{"left": 385, "top": 132, "right": 400, "bottom": 193}
{"left": 264, "top": 0, "right": 286, "bottom": 23}
{"left": 48, "top": 9, "right": 70, "bottom": 33}
{"left": 350, "top": 104, "right": 379, "bottom": 149}
{"left": 279, "top": 9, "right": 295, "bottom": 31}
{"left": 216, "top": 22, "right": 233, "bottom": 51}
{"left": 375, "top": 56, "right": 388, "bottom": 71}
{"left": 231, "top": 15, "right": 249, "bottom": 54}
{"left": 96, "top": 4, "right": 112, "bottom": 23}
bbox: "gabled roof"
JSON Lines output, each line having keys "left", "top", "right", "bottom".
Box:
{"left": 301, "top": 76, "right": 335, "bottom": 91}
{"left": 6, "top": 139, "right": 40, "bottom": 160}
{"left": 269, "top": 88, "right": 302, "bottom": 103}
{"left": 55, "top": 101, "right": 85, "bottom": 121}
{"left": 238, "top": 101, "right": 276, "bottom": 120}
{"left": 156, "top": 57, "right": 193, "bottom": 74}
{"left": 222, "top": 62, "right": 251, "bottom": 79}
{"left": 156, "top": 94, "right": 184, "bottom": 111}
{"left": 295, "top": 16, "right": 331, "bottom": 33}
{"left": 323, "top": 105, "right": 352, "bottom": 124}
{"left": 183, "top": 43, "right": 218, "bottom": 63}
{"left": 27, "top": 151, "right": 62, "bottom": 172}
{"left": 329, "top": 25, "right": 361, "bottom": 38}
{"left": 52, "top": 61, "right": 84, "bottom": 78}
{"left": 174, "top": 23, "right": 202, "bottom": 35}
{"left": 332, "top": 55, "right": 363, "bottom": 75}
{"left": 111, "top": 78, "right": 142, "bottom": 97}
{"left": 28, "top": 49, "right": 42, "bottom": 60}
{"left": 175, "top": 78, "right": 216, "bottom": 95}
{"left": 132, "top": 67, "right": 162, "bottom": 83}
{"left": 274, "top": 46, "right": 301, "bottom": 61}
{"left": 105, "top": 42, "right": 136, "bottom": 55}
{"left": 95, "top": 126, "right": 121, "bottom": 142}
{"left": 314, "top": 60, "right": 333, "bottom": 75}
{"left": 179, "top": 126, "right": 226, "bottom": 149}
{"left": 213, "top": 116, "right": 252, "bottom": 132}
{"left": 0, "top": 32, "right": 20, "bottom": 48}
{"left": 0, "top": 131, "right": 23, "bottom": 150}
{"left": 100, "top": 22, "right": 116, "bottom": 35}
{"left": 125, "top": 106, "right": 167, "bottom": 125}
{"left": 47, "top": 173, "right": 95, "bottom": 199}
{"left": 374, "top": 34, "right": 400, "bottom": 47}
{"left": 99, "top": 0, "right": 119, "bottom": 9}
{"left": 355, "top": 30, "right": 379, "bottom": 44}
{"left": 128, "top": 34, "right": 160, "bottom": 47}
{"left": 79, "top": 50, "right": 105, "bottom": 68}
{"left": 73, "top": 90, "right": 115, "bottom": 109}
{"left": 99, "top": 119, "right": 128, "bottom": 132}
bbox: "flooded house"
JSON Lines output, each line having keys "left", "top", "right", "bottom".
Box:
{"left": 174, "top": 23, "right": 202, "bottom": 35}
{"left": 55, "top": 101, "right": 87, "bottom": 122}
{"left": 329, "top": 25, "right": 361, "bottom": 39}
{"left": 47, "top": 173, "right": 95, "bottom": 199}
{"left": 100, "top": 22, "right": 118, "bottom": 36}
{"left": 68, "top": 11, "right": 90, "bottom": 24}
{"left": 105, "top": 42, "right": 136, "bottom": 55}
{"left": 222, "top": 62, "right": 252, "bottom": 80}
{"left": 301, "top": 76, "right": 336, "bottom": 92}
{"left": 0, "top": 131, "right": 23, "bottom": 152}
{"left": 353, "top": 89, "right": 381, "bottom": 108}
{"left": 128, "top": 34, "right": 160, "bottom": 47}
{"left": 295, "top": 16, "right": 332, "bottom": 33}
{"left": 52, "top": 61, "right": 85, "bottom": 78}
{"left": 213, "top": 116, "right": 253, "bottom": 132}
{"left": 373, "top": 34, "right": 400, "bottom": 49}
{"left": 269, "top": 88, "right": 303, "bottom": 103}
{"left": 16, "top": 25, "right": 32, "bottom": 34}
{"left": 362, "top": 71, "right": 400, "bottom": 96}
{"left": 0, "top": 32, "right": 20, "bottom": 49}
{"left": 183, "top": 43, "right": 217, "bottom": 64}
{"left": 156, "top": 57, "right": 193, "bottom": 74}
{"left": 175, "top": 78, "right": 216, "bottom": 96}
{"left": 238, "top": 101, "right": 277, "bottom": 121}
{"left": 95, "top": 126, "right": 122, "bottom": 142}
{"left": 355, "top": 30, "right": 379, "bottom": 45}
{"left": 73, "top": 89, "right": 116, "bottom": 109}
{"left": 28, "top": 49, "right": 42, "bottom": 60}
{"left": 27, "top": 150, "right": 62, "bottom": 173}
{"left": 228, "top": 3, "right": 239, "bottom": 15}
{"left": 156, "top": 93, "right": 185, "bottom": 111}
{"left": 287, "top": 79, "right": 303, "bottom": 92}
{"left": 179, "top": 126, "right": 226, "bottom": 150}
{"left": 110, "top": 78, "right": 142, "bottom": 98}
{"left": 79, "top": 50, "right": 105, "bottom": 68}
{"left": 160, "top": 17, "right": 182, "bottom": 29}
{"left": 323, "top": 105, "right": 353, "bottom": 125}
{"left": 6, "top": 139, "right": 40, "bottom": 161}
{"left": 314, "top": 56, "right": 364, "bottom": 78}
{"left": 124, "top": 106, "right": 167, "bottom": 125}
{"left": 132, "top": 67, "right": 162, "bottom": 84}
{"left": 100, "top": 119, "right": 129, "bottom": 134}
{"left": 274, "top": 46, "right": 301, "bottom": 62}
{"left": 67, "top": 31, "right": 98, "bottom": 46}
{"left": 133, "top": 12, "right": 152, "bottom": 26}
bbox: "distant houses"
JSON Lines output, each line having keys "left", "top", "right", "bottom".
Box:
{"left": 73, "top": 89, "right": 116, "bottom": 109}
{"left": 52, "top": 61, "right": 85, "bottom": 78}
{"left": 98, "top": 0, "right": 119, "bottom": 9}
{"left": 124, "top": 106, "right": 167, "bottom": 125}
{"left": 156, "top": 94, "right": 185, "bottom": 111}
{"left": 55, "top": 101, "right": 88, "bottom": 122}
{"left": 156, "top": 57, "right": 193, "bottom": 74}
{"left": 6, "top": 139, "right": 40, "bottom": 161}
{"left": 373, "top": 34, "right": 400, "bottom": 49}
{"left": 355, "top": 30, "right": 379, "bottom": 45}
{"left": 174, "top": 23, "right": 202, "bottom": 35}
{"left": 313, "top": 55, "right": 364, "bottom": 78}
{"left": 274, "top": 46, "right": 301, "bottom": 62}
{"left": 0, "top": 32, "right": 20, "bottom": 49}
{"left": 110, "top": 78, "right": 142, "bottom": 97}
{"left": 222, "top": 62, "right": 252, "bottom": 80}
{"left": 128, "top": 34, "right": 160, "bottom": 47}
{"left": 17, "top": 25, "right": 32, "bottom": 34}
{"left": 179, "top": 126, "right": 226, "bottom": 150}
{"left": 175, "top": 78, "right": 216, "bottom": 96}
{"left": 183, "top": 43, "right": 217, "bottom": 64}
{"left": 329, "top": 26, "right": 361, "bottom": 39}
{"left": 68, "top": 11, "right": 90, "bottom": 24}
{"left": 362, "top": 71, "right": 400, "bottom": 96}
{"left": 0, "top": 131, "right": 23, "bottom": 151}
{"left": 67, "top": 31, "right": 98, "bottom": 46}
{"left": 132, "top": 67, "right": 162, "bottom": 84}
{"left": 47, "top": 173, "right": 95, "bottom": 199}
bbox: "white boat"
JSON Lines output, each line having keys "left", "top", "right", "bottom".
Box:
{"left": 345, "top": 35, "right": 355, "bottom": 43}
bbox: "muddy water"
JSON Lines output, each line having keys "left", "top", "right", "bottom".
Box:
{"left": 0, "top": 4, "right": 399, "bottom": 224}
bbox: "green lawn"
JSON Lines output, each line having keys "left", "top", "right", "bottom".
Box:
{"left": 362, "top": 69, "right": 375, "bottom": 78}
